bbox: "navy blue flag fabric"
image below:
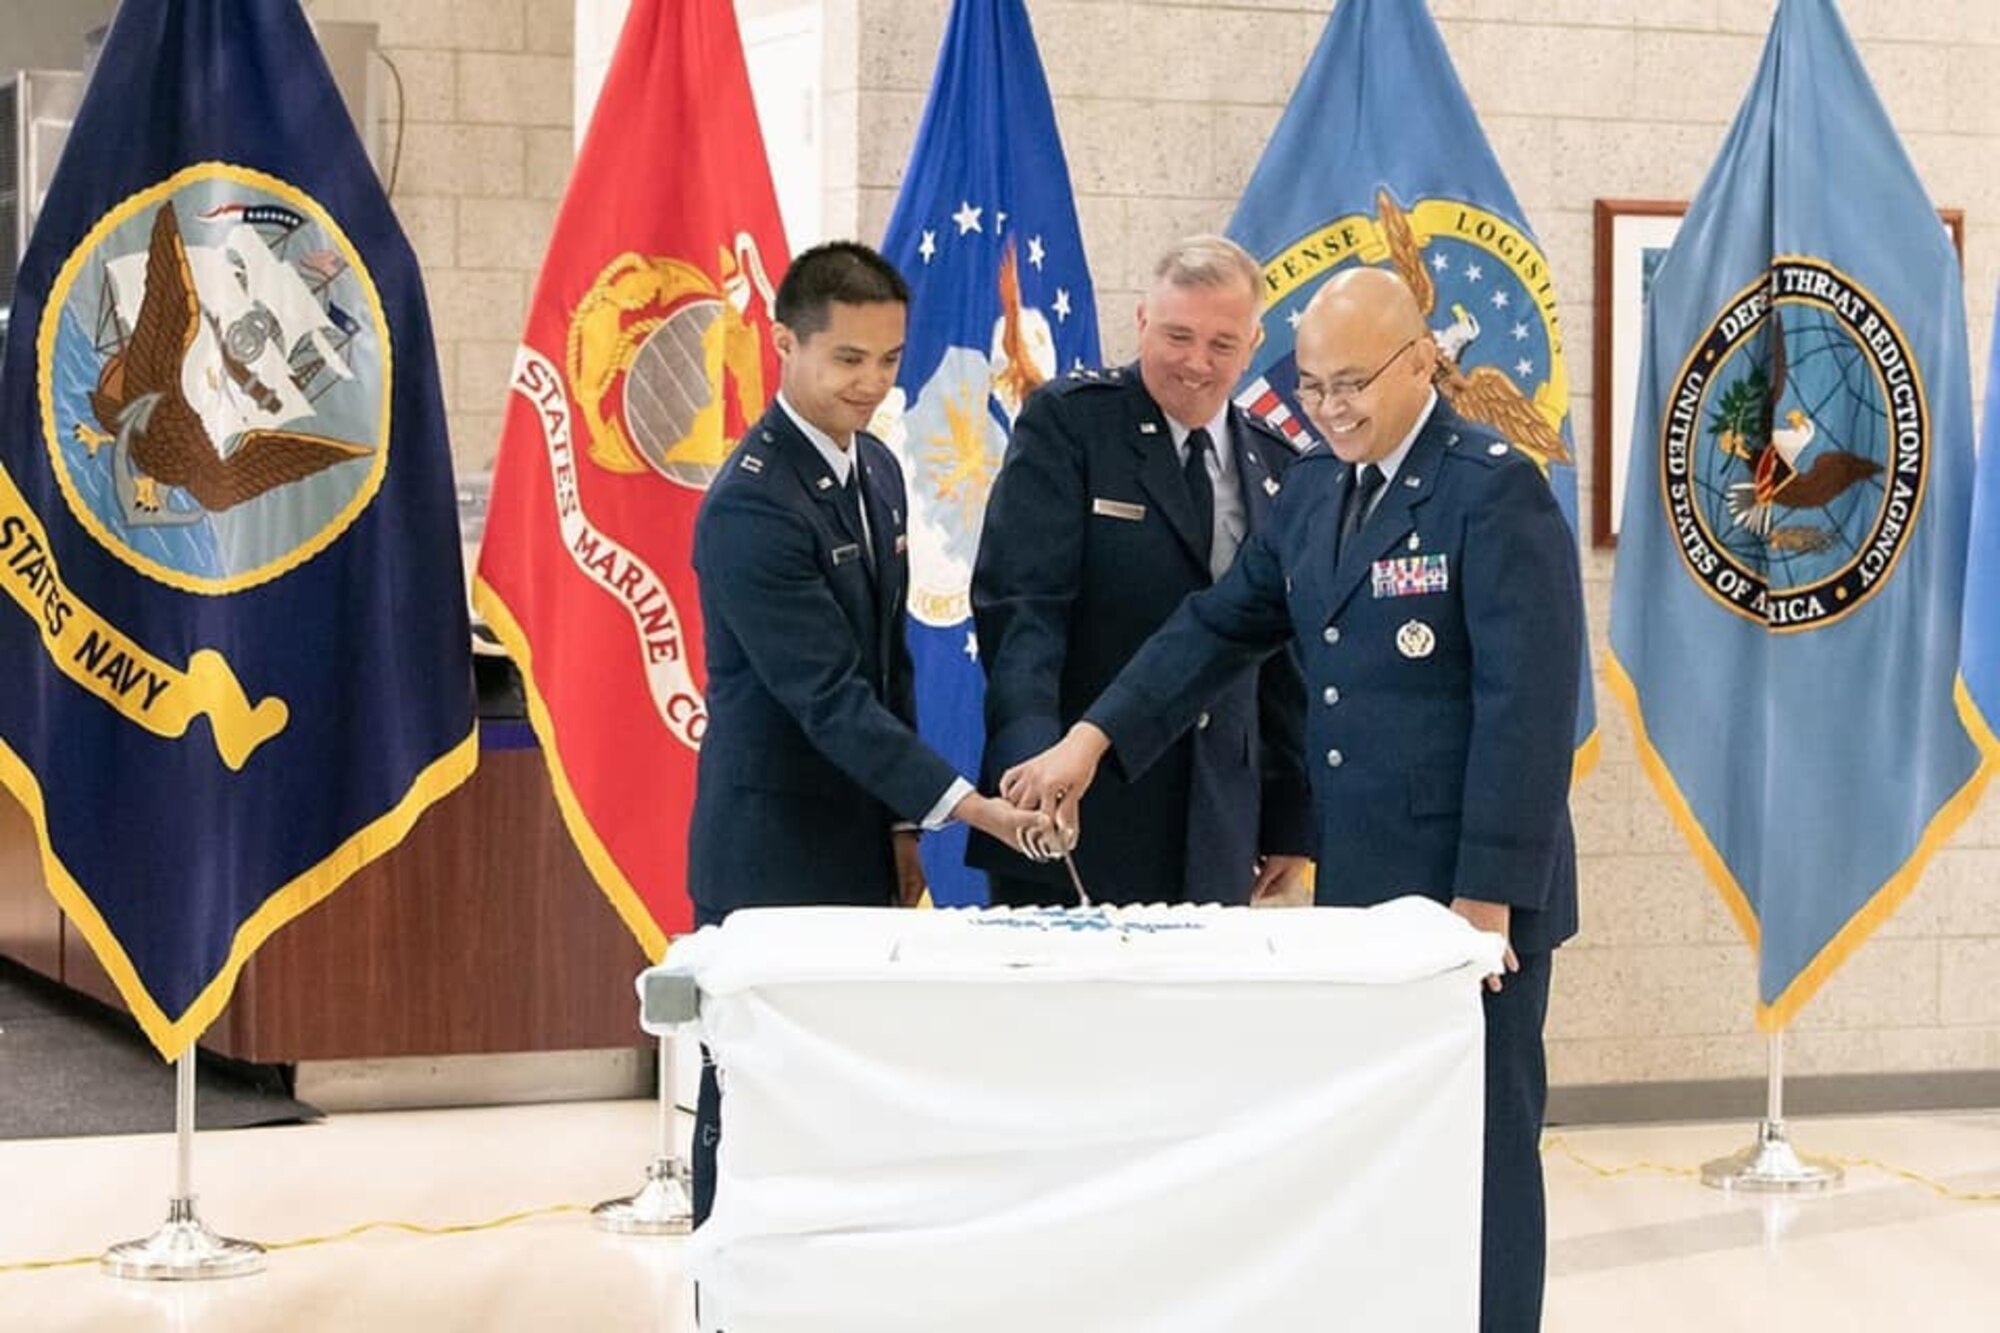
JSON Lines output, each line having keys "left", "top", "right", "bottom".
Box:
{"left": 0, "top": 1, "right": 475, "bottom": 1057}
{"left": 1609, "top": 0, "right": 1988, "bottom": 1028}
{"left": 878, "top": 0, "right": 1099, "bottom": 905}
{"left": 1225, "top": 0, "right": 1597, "bottom": 775}
{"left": 1962, "top": 292, "right": 2000, "bottom": 753}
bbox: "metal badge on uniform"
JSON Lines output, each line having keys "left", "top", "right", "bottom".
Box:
{"left": 1487, "top": 442, "right": 1510, "bottom": 457}
{"left": 1371, "top": 554, "right": 1449, "bottom": 599}
{"left": 1396, "top": 620, "right": 1436, "bottom": 659}
{"left": 832, "top": 543, "right": 863, "bottom": 566}
{"left": 1263, "top": 477, "right": 1281, "bottom": 497}
{"left": 1138, "top": 421, "right": 1159, "bottom": 435}
{"left": 738, "top": 454, "right": 765, "bottom": 474}
{"left": 1092, "top": 498, "right": 1146, "bottom": 522}
{"left": 1407, "top": 532, "right": 1421, "bottom": 551}
{"left": 815, "top": 475, "right": 834, "bottom": 491}
{"left": 894, "top": 533, "right": 909, "bottom": 555}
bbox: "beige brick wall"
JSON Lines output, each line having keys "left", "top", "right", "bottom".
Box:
{"left": 304, "top": 0, "right": 574, "bottom": 477}
{"left": 837, "top": 0, "right": 2000, "bottom": 1088}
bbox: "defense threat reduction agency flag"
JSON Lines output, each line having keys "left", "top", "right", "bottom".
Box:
{"left": 876, "top": 0, "right": 1100, "bottom": 906}
{"left": 1610, "top": 0, "right": 1990, "bottom": 1029}
{"left": 1225, "top": 0, "right": 1597, "bottom": 774}
{"left": 0, "top": 0, "right": 475, "bottom": 1059}
{"left": 476, "top": 0, "right": 789, "bottom": 954}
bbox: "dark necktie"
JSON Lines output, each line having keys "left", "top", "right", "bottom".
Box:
{"left": 841, "top": 469, "right": 875, "bottom": 572}
{"left": 1183, "top": 427, "right": 1215, "bottom": 566}
{"left": 1338, "top": 463, "right": 1384, "bottom": 559}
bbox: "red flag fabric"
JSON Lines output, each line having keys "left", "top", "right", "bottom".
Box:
{"left": 475, "top": 0, "right": 788, "bottom": 956}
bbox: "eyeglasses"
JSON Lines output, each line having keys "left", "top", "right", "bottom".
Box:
{"left": 1294, "top": 337, "right": 1421, "bottom": 410}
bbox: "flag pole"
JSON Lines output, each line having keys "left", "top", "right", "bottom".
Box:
{"left": 102, "top": 1051, "right": 265, "bottom": 1279}
{"left": 1699, "top": 1030, "right": 1842, "bottom": 1193}
{"left": 592, "top": 1032, "right": 694, "bottom": 1234}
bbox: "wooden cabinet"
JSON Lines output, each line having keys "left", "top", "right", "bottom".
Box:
{"left": 0, "top": 742, "right": 652, "bottom": 1063}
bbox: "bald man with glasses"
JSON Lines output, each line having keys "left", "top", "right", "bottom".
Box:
{"left": 1004, "top": 265, "right": 1584, "bottom": 1333}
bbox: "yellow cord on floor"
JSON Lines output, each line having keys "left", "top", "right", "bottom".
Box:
{"left": 0, "top": 1202, "right": 590, "bottom": 1276}
{"left": 5, "top": 1151, "right": 1995, "bottom": 1277}
{"left": 1543, "top": 1135, "right": 2000, "bottom": 1202}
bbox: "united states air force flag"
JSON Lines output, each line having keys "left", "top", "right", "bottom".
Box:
{"left": 1609, "top": 0, "right": 1989, "bottom": 1029}
{"left": 1225, "top": 0, "right": 1597, "bottom": 775}
{"left": 0, "top": 0, "right": 474, "bottom": 1058}
{"left": 876, "top": 0, "right": 1099, "bottom": 905}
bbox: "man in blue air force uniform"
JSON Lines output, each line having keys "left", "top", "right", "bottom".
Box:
{"left": 688, "top": 242, "right": 1052, "bottom": 1225}
{"left": 969, "top": 236, "right": 1312, "bottom": 907}
{"left": 1004, "top": 266, "right": 1582, "bottom": 1333}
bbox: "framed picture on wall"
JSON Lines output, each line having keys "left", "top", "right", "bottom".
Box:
{"left": 1589, "top": 200, "right": 1965, "bottom": 548}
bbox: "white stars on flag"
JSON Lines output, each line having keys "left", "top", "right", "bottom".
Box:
{"left": 919, "top": 230, "right": 937, "bottom": 264}
{"left": 1053, "top": 288, "right": 1072, "bottom": 322}
{"left": 952, "top": 200, "right": 983, "bottom": 235}
{"left": 1027, "top": 235, "right": 1046, "bottom": 270}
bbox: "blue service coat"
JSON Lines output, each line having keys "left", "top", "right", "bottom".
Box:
{"left": 1087, "top": 400, "right": 1581, "bottom": 950}
{"left": 969, "top": 366, "right": 1312, "bottom": 904}
{"left": 688, "top": 404, "right": 957, "bottom": 919}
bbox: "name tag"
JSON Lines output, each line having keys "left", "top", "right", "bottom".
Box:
{"left": 1092, "top": 498, "right": 1147, "bottom": 522}
{"left": 831, "top": 543, "right": 864, "bottom": 567}
{"left": 1372, "top": 553, "right": 1449, "bottom": 598}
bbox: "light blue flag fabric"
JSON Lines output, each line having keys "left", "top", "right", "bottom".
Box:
{"left": 1225, "top": 0, "right": 1597, "bottom": 774}
{"left": 877, "top": 0, "right": 1100, "bottom": 905}
{"left": 1960, "top": 293, "right": 2000, "bottom": 745}
{"left": 1609, "top": 0, "right": 1988, "bottom": 1028}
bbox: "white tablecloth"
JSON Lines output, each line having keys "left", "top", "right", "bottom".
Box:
{"left": 649, "top": 896, "right": 1501, "bottom": 1333}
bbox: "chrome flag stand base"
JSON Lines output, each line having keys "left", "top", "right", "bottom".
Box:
{"left": 1700, "top": 1032, "right": 1842, "bottom": 1195}
{"left": 103, "top": 1054, "right": 265, "bottom": 1279}
{"left": 593, "top": 1035, "right": 694, "bottom": 1235}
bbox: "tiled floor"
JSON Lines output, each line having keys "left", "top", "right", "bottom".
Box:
{"left": 2, "top": 1101, "right": 1996, "bottom": 1331}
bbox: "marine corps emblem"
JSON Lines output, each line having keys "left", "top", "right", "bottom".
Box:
{"left": 566, "top": 234, "right": 777, "bottom": 491}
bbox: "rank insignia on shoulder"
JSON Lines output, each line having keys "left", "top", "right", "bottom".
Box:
{"left": 739, "top": 455, "right": 765, "bottom": 474}
{"left": 1487, "top": 442, "right": 1509, "bottom": 457}
{"left": 1372, "top": 554, "right": 1449, "bottom": 600}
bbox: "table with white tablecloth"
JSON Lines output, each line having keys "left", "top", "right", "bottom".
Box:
{"left": 643, "top": 895, "right": 1503, "bottom": 1333}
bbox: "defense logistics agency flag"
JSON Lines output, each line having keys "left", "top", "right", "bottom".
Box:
{"left": 877, "top": 0, "right": 1099, "bottom": 905}
{"left": 475, "top": 0, "right": 788, "bottom": 954}
{"left": 0, "top": 0, "right": 475, "bottom": 1058}
{"left": 1609, "top": 0, "right": 1989, "bottom": 1028}
{"left": 1225, "top": 0, "right": 1597, "bottom": 774}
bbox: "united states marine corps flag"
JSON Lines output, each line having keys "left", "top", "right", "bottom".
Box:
{"left": 1224, "top": 0, "right": 1598, "bottom": 776}
{"left": 475, "top": 0, "right": 788, "bottom": 954}
{"left": 1610, "top": 0, "right": 1989, "bottom": 1028}
{"left": 0, "top": 0, "right": 475, "bottom": 1058}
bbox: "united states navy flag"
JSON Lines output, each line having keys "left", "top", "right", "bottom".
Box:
{"left": 1609, "top": 0, "right": 1988, "bottom": 1028}
{"left": 0, "top": 1, "right": 475, "bottom": 1057}
{"left": 876, "top": 0, "right": 1099, "bottom": 905}
{"left": 1225, "top": 0, "right": 1597, "bottom": 776}
{"left": 1961, "top": 293, "right": 2000, "bottom": 752}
